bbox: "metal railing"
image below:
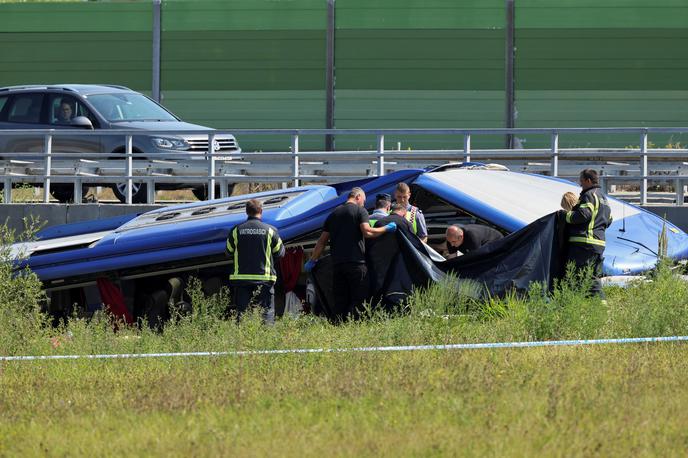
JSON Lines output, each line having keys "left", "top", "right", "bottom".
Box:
{"left": 1, "top": 127, "right": 688, "bottom": 205}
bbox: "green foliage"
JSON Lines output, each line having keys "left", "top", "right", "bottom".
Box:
{"left": 2, "top": 225, "right": 688, "bottom": 356}
{"left": 605, "top": 262, "right": 688, "bottom": 338}
{"left": 403, "top": 266, "right": 609, "bottom": 342}
{"left": 519, "top": 266, "right": 608, "bottom": 341}
{"left": 1, "top": 213, "right": 688, "bottom": 355}
{"left": 406, "top": 274, "right": 482, "bottom": 317}
{"left": 182, "top": 277, "right": 230, "bottom": 325}
{"left": 0, "top": 223, "right": 48, "bottom": 354}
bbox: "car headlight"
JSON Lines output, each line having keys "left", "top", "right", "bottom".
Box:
{"left": 151, "top": 137, "right": 189, "bottom": 150}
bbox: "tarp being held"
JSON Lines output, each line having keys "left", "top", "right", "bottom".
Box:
{"left": 311, "top": 212, "right": 566, "bottom": 319}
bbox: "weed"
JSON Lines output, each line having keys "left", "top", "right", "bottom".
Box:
{"left": 0, "top": 223, "right": 49, "bottom": 354}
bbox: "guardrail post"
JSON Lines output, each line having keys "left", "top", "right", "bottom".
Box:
{"left": 207, "top": 132, "right": 216, "bottom": 200}
{"left": 550, "top": 132, "right": 559, "bottom": 177}
{"left": 74, "top": 177, "right": 82, "bottom": 203}
{"left": 219, "top": 178, "right": 228, "bottom": 198}
{"left": 673, "top": 177, "right": 684, "bottom": 206}
{"left": 42, "top": 133, "right": 52, "bottom": 203}
{"left": 292, "top": 134, "right": 300, "bottom": 187}
{"left": 463, "top": 134, "right": 471, "bottom": 163}
{"left": 377, "top": 135, "right": 385, "bottom": 176}
{"left": 640, "top": 131, "right": 648, "bottom": 206}
{"left": 125, "top": 135, "right": 133, "bottom": 204}
{"left": 3, "top": 178, "right": 11, "bottom": 203}
{"left": 146, "top": 178, "right": 156, "bottom": 203}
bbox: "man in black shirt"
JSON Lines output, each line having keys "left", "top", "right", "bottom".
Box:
{"left": 445, "top": 224, "right": 503, "bottom": 258}
{"left": 372, "top": 202, "right": 414, "bottom": 234}
{"left": 366, "top": 203, "right": 414, "bottom": 272}
{"left": 226, "top": 199, "right": 285, "bottom": 324}
{"left": 307, "top": 187, "right": 397, "bottom": 321}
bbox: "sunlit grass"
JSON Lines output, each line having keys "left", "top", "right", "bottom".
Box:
{"left": 1, "top": 344, "right": 687, "bottom": 456}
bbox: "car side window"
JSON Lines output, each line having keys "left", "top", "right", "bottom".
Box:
{"left": 6, "top": 93, "right": 44, "bottom": 124}
{"left": 0, "top": 95, "right": 8, "bottom": 121}
{"left": 75, "top": 101, "right": 98, "bottom": 127}
{"left": 49, "top": 94, "right": 98, "bottom": 127}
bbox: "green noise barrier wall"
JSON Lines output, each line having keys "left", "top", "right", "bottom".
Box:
{"left": 516, "top": 0, "right": 688, "bottom": 147}
{"left": 0, "top": 0, "right": 686, "bottom": 151}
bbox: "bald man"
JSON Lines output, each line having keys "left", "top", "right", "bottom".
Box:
{"left": 307, "top": 187, "right": 396, "bottom": 321}
{"left": 444, "top": 224, "right": 503, "bottom": 258}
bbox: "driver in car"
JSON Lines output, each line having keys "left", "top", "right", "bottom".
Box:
{"left": 56, "top": 101, "right": 74, "bottom": 124}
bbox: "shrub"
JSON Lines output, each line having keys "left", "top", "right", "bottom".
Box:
{"left": 406, "top": 274, "right": 482, "bottom": 317}
{"left": 0, "top": 222, "right": 49, "bottom": 353}
{"left": 604, "top": 263, "right": 688, "bottom": 337}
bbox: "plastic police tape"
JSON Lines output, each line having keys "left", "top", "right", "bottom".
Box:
{"left": 2, "top": 335, "right": 688, "bottom": 362}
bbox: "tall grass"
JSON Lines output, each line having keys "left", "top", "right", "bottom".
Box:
{"left": 0, "top": 222, "right": 49, "bottom": 354}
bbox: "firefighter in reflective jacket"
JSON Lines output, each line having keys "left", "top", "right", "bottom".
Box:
{"left": 225, "top": 198, "right": 285, "bottom": 324}
{"left": 564, "top": 169, "right": 612, "bottom": 298}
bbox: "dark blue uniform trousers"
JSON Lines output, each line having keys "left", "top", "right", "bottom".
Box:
{"left": 231, "top": 282, "right": 275, "bottom": 325}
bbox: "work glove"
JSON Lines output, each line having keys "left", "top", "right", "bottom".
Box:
{"left": 384, "top": 222, "right": 397, "bottom": 233}
{"left": 304, "top": 259, "right": 318, "bottom": 272}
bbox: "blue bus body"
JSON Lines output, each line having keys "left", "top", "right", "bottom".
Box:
{"left": 15, "top": 165, "right": 688, "bottom": 291}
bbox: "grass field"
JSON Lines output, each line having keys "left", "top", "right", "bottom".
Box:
{"left": 2, "top": 246, "right": 688, "bottom": 455}
{"left": 2, "top": 344, "right": 688, "bottom": 456}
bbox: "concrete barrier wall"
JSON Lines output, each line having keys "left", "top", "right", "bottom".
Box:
{"left": 3, "top": 203, "right": 688, "bottom": 238}
{"left": 642, "top": 206, "right": 688, "bottom": 234}
{"left": 1, "top": 204, "right": 164, "bottom": 235}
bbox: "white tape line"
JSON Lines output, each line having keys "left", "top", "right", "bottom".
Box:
{"left": 2, "top": 335, "right": 688, "bottom": 362}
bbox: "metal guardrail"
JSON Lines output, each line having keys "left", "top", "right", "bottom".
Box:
{"left": 1, "top": 127, "right": 688, "bottom": 205}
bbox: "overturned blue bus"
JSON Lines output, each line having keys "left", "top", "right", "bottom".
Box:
{"left": 12, "top": 164, "right": 688, "bottom": 323}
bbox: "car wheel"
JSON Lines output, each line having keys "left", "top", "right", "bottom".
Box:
{"left": 192, "top": 183, "right": 235, "bottom": 201}
{"left": 49, "top": 184, "right": 92, "bottom": 203}
{"left": 112, "top": 182, "right": 148, "bottom": 204}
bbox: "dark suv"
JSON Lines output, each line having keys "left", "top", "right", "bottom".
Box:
{"left": 0, "top": 84, "right": 240, "bottom": 202}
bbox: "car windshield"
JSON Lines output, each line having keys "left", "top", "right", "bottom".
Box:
{"left": 86, "top": 93, "right": 177, "bottom": 122}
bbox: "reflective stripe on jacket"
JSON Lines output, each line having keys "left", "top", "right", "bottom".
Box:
{"left": 404, "top": 206, "right": 418, "bottom": 234}
{"left": 565, "top": 185, "right": 612, "bottom": 250}
{"left": 368, "top": 210, "right": 389, "bottom": 229}
{"left": 225, "top": 217, "right": 285, "bottom": 282}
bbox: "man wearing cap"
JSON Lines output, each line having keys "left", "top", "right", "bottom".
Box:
{"left": 367, "top": 200, "right": 413, "bottom": 253}
{"left": 369, "top": 193, "right": 392, "bottom": 227}
{"left": 372, "top": 202, "right": 414, "bottom": 235}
